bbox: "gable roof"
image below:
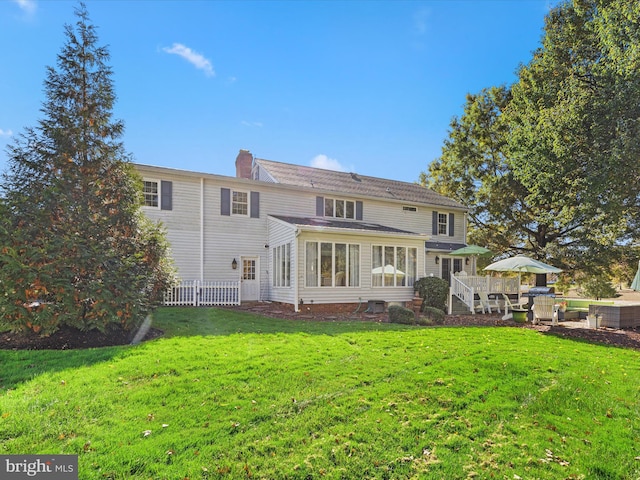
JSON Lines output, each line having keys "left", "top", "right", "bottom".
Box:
{"left": 254, "top": 158, "right": 466, "bottom": 210}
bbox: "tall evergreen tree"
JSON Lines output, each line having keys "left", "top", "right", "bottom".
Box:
{"left": 0, "top": 4, "right": 174, "bottom": 336}
{"left": 422, "top": 0, "right": 640, "bottom": 279}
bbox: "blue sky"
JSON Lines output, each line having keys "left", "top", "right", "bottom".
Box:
{"left": 1, "top": 0, "right": 558, "bottom": 183}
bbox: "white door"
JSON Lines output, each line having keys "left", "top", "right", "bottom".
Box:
{"left": 240, "top": 256, "right": 260, "bottom": 301}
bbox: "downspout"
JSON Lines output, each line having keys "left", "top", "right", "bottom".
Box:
{"left": 294, "top": 227, "right": 300, "bottom": 312}
{"left": 200, "top": 177, "right": 204, "bottom": 281}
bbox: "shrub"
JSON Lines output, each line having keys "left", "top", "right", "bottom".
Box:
{"left": 579, "top": 276, "right": 618, "bottom": 300}
{"left": 388, "top": 305, "right": 416, "bottom": 325}
{"left": 414, "top": 276, "right": 449, "bottom": 312}
{"left": 421, "top": 306, "right": 445, "bottom": 325}
{"left": 553, "top": 274, "right": 573, "bottom": 296}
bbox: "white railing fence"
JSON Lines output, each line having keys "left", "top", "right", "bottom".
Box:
{"left": 164, "top": 280, "right": 241, "bottom": 306}
{"left": 450, "top": 274, "right": 520, "bottom": 314}
{"left": 450, "top": 275, "right": 475, "bottom": 314}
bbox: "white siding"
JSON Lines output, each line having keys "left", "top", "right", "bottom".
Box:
{"left": 267, "top": 217, "right": 297, "bottom": 305}
{"left": 141, "top": 173, "right": 201, "bottom": 280}
{"left": 202, "top": 181, "right": 268, "bottom": 285}
{"left": 135, "top": 163, "right": 467, "bottom": 307}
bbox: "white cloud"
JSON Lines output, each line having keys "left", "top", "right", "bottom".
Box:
{"left": 241, "top": 121, "right": 263, "bottom": 128}
{"left": 13, "top": 0, "right": 37, "bottom": 15}
{"left": 162, "top": 43, "right": 215, "bottom": 77}
{"left": 413, "top": 8, "right": 431, "bottom": 36}
{"left": 310, "top": 154, "right": 352, "bottom": 172}
{"left": 0, "top": 129, "right": 14, "bottom": 137}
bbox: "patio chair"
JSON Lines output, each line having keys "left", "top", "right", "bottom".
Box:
{"left": 532, "top": 296, "right": 559, "bottom": 325}
{"left": 500, "top": 293, "right": 527, "bottom": 320}
{"left": 474, "top": 292, "right": 501, "bottom": 314}
{"left": 501, "top": 294, "right": 527, "bottom": 313}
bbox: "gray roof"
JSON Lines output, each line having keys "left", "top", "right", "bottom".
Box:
{"left": 271, "top": 215, "right": 421, "bottom": 236}
{"left": 425, "top": 241, "right": 467, "bottom": 252}
{"left": 255, "top": 158, "right": 466, "bottom": 210}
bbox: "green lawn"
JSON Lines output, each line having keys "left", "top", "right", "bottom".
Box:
{"left": 1, "top": 307, "right": 639, "bottom": 479}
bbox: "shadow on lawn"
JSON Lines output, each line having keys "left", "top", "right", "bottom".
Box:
{"left": 0, "top": 345, "right": 124, "bottom": 392}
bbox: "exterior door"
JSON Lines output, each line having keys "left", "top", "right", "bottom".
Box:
{"left": 442, "top": 257, "right": 463, "bottom": 285}
{"left": 442, "top": 257, "right": 452, "bottom": 284}
{"left": 241, "top": 256, "right": 260, "bottom": 301}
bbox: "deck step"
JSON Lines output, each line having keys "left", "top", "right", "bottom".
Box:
{"left": 450, "top": 295, "right": 473, "bottom": 315}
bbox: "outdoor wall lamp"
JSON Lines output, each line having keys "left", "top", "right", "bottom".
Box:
{"left": 232, "top": 258, "right": 238, "bottom": 270}
{"left": 435, "top": 256, "right": 440, "bottom": 264}
{"left": 465, "top": 257, "right": 470, "bottom": 265}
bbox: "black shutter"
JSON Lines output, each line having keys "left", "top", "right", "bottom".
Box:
{"left": 221, "top": 188, "right": 231, "bottom": 216}
{"left": 160, "top": 181, "right": 172, "bottom": 210}
{"left": 250, "top": 191, "right": 260, "bottom": 218}
{"left": 356, "top": 201, "right": 363, "bottom": 220}
{"left": 316, "top": 196, "right": 324, "bottom": 216}
{"left": 432, "top": 211, "right": 438, "bottom": 235}
{"left": 449, "top": 213, "right": 455, "bottom": 236}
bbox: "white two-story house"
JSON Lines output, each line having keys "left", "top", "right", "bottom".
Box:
{"left": 135, "top": 150, "right": 469, "bottom": 311}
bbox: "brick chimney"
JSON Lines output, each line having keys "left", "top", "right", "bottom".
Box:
{"left": 235, "top": 149, "right": 253, "bottom": 179}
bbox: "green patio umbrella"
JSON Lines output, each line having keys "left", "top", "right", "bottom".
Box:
{"left": 631, "top": 261, "right": 640, "bottom": 291}
{"left": 450, "top": 245, "right": 492, "bottom": 274}
{"left": 450, "top": 245, "right": 492, "bottom": 257}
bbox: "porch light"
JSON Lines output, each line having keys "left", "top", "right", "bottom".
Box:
{"left": 435, "top": 256, "right": 440, "bottom": 264}
{"left": 465, "top": 257, "right": 470, "bottom": 265}
{"left": 232, "top": 258, "right": 238, "bottom": 270}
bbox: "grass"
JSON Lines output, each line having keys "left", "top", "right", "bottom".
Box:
{"left": 1, "top": 308, "right": 640, "bottom": 479}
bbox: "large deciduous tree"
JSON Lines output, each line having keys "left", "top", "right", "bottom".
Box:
{"left": 423, "top": 0, "right": 640, "bottom": 279}
{"left": 0, "top": 4, "right": 174, "bottom": 336}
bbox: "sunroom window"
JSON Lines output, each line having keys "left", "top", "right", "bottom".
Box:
{"left": 305, "top": 241, "right": 360, "bottom": 287}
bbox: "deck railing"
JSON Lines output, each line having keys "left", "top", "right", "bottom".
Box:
{"left": 450, "top": 274, "right": 520, "bottom": 314}
{"left": 164, "top": 280, "right": 241, "bottom": 306}
{"left": 450, "top": 275, "right": 475, "bottom": 314}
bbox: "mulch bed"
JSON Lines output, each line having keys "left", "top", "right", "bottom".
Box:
{"left": 0, "top": 325, "right": 164, "bottom": 350}
{"left": 1, "top": 305, "right": 640, "bottom": 351}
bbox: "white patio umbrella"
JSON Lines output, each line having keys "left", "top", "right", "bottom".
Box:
{"left": 484, "top": 255, "right": 562, "bottom": 319}
{"left": 484, "top": 255, "right": 562, "bottom": 274}
{"left": 371, "top": 265, "right": 405, "bottom": 277}
{"left": 484, "top": 255, "right": 562, "bottom": 288}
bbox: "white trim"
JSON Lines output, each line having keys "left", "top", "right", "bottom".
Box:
{"left": 231, "top": 189, "right": 250, "bottom": 216}
{"left": 142, "top": 178, "right": 160, "bottom": 209}
{"left": 323, "top": 197, "right": 356, "bottom": 219}
{"left": 437, "top": 212, "right": 448, "bottom": 235}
